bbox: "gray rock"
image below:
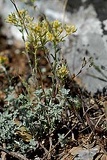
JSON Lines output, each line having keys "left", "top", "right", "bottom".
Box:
{"left": 74, "top": 146, "right": 99, "bottom": 160}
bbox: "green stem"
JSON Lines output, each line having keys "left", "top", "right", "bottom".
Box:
{"left": 51, "top": 42, "right": 58, "bottom": 96}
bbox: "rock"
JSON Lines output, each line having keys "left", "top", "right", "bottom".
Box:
{"left": 67, "top": 146, "right": 99, "bottom": 160}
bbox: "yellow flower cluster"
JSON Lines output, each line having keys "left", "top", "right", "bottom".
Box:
{"left": 0, "top": 56, "right": 8, "bottom": 64}
{"left": 25, "top": 19, "right": 76, "bottom": 51}
{"left": 6, "top": 9, "right": 76, "bottom": 53}
{"left": 34, "top": 24, "right": 41, "bottom": 32}
{"left": 6, "top": 9, "right": 33, "bottom": 28}
{"left": 52, "top": 20, "right": 61, "bottom": 28}
{"left": 46, "top": 31, "right": 54, "bottom": 41}
{"left": 64, "top": 24, "right": 77, "bottom": 35}
{"left": 18, "top": 9, "right": 26, "bottom": 15}
{"left": 57, "top": 65, "right": 69, "bottom": 79}
{"left": 6, "top": 13, "right": 17, "bottom": 24}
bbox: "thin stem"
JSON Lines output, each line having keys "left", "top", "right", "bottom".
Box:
{"left": 62, "top": 0, "right": 68, "bottom": 26}
{"left": 10, "top": 0, "right": 33, "bottom": 73}
{"left": 10, "top": 0, "right": 29, "bottom": 36}
{"left": 51, "top": 43, "right": 58, "bottom": 96}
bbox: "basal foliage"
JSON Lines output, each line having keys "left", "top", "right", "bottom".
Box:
{"left": 0, "top": 87, "right": 74, "bottom": 154}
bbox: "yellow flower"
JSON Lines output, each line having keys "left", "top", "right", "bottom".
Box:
{"left": 42, "top": 20, "right": 48, "bottom": 29}
{"left": 18, "top": 9, "right": 27, "bottom": 16}
{"left": 6, "top": 13, "right": 16, "bottom": 24}
{"left": 57, "top": 27, "right": 63, "bottom": 34}
{"left": 52, "top": 20, "right": 61, "bottom": 28}
{"left": 57, "top": 65, "right": 69, "bottom": 79}
{"left": 25, "top": 41, "right": 30, "bottom": 51}
{"left": 0, "top": 56, "right": 8, "bottom": 64}
{"left": 35, "top": 24, "right": 41, "bottom": 32}
{"left": 65, "top": 24, "right": 77, "bottom": 35}
{"left": 71, "top": 25, "right": 77, "bottom": 33}
{"left": 46, "top": 31, "right": 54, "bottom": 41}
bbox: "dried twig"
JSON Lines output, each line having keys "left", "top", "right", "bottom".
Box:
{"left": 0, "top": 147, "right": 29, "bottom": 160}
{"left": 82, "top": 99, "right": 107, "bottom": 155}
{"left": 1, "top": 143, "right": 6, "bottom": 160}
{"left": 42, "top": 128, "right": 72, "bottom": 160}
{"left": 103, "top": 101, "right": 107, "bottom": 129}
